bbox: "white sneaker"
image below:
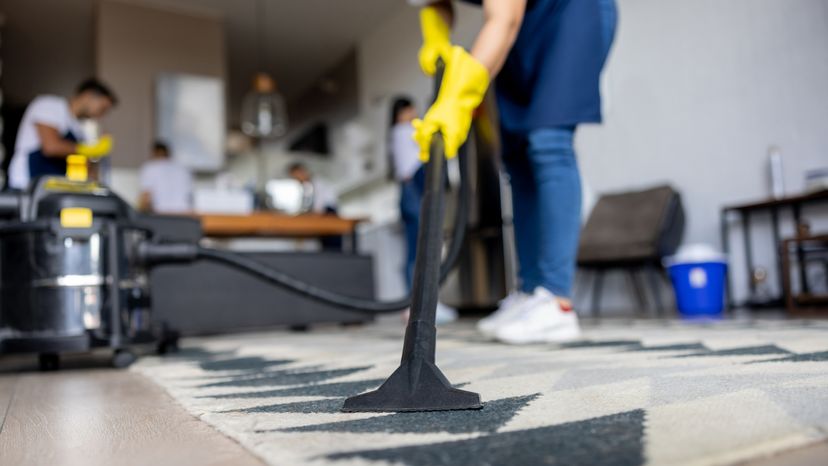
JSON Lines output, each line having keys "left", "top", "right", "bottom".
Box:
{"left": 494, "top": 287, "right": 581, "bottom": 345}
{"left": 436, "top": 302, "right": 459, "bottom": 325}
{"left": 476, "top": 291, "right": 530, "bottom": 337}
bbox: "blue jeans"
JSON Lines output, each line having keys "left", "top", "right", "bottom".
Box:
{"left": 399, "top": 167, "right": 426, "bottom": 289}
{"left": 600, "top": 0, "right": 619, "bottom": 52}
{"left": 503, "top": 127, "right": 581, "bottom": 298}
{"left": 500, "top": 0, "right": 616, "bottom": 298}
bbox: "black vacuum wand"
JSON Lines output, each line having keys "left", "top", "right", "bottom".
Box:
{"left": 340, "top": 135, "right": 483, "bottom": 412}
{"left": 341, "top": 61, "right": 483, "bottom": 412}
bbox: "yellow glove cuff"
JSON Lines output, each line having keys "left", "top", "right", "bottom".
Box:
{"left": 438, "top": 46, "right": 490, "bottom": 111}
{"left": 413, "top": 46, "right": 490, "bottom": 162}
{"left": 419, "top": 6, "right": 452, "bottom": 76}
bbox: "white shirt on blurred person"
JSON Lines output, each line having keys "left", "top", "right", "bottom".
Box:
{"left": 288, "top": 163, "right": 338, "bottom": 214}
{"left": 391, "top": 123, "right": 422, "bottom": 181}
{"left": 139, "top": 142, "right": 193, "bottom": 214}
{"left": 10, "top": 79, "right": 117, "bottom": 190}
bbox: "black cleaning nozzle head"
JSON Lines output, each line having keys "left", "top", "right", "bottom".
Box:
{"left": 342, "top": 356, "right": 482, "bottom": 413}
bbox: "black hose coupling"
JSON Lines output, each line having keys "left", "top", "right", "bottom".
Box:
{"left": 137, "top": 241, "right": 199, "bottom": 266}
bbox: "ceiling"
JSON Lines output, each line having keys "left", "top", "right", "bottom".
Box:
{"left": 0, "top": 0, "right": 404, "bottom": 112}
{"left": 131, "top": 0, "right": 403, "bottom": 103}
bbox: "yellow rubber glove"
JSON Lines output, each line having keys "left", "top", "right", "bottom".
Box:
{"left": 413, "top": 46, "right": 490, "bottom": 161}
{"left": 76, "top": 135, "right": 113, "bottom": 159}
{"left": 418, "top": 6, "right": 452, "bottom": 76}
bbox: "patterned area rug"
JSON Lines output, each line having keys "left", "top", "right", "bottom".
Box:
{"left": 134, "top": 319, "right": 828, "bottom": 466}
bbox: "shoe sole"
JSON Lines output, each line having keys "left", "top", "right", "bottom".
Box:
{"left": 496, "top": 326, "right": 581, "bottom": 345}
{"left": 476, "top": 317, "right": 513, "bottom": 338}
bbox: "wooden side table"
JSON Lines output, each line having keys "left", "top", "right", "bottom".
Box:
{"left": 721, "top": 189, "right": 828, "bottom": 310}
{"left": 780, "top": 234, "right": 828, "bottom": 315}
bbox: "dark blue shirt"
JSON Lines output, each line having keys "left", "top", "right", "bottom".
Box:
{"left": 460, "top": 0, "right": 616, "bottom": 132}
{"left": 29, "top": 130, "right": 78, "bottom": 181}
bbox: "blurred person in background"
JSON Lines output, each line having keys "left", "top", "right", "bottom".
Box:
{"left": 287, "top": 162, "right": 338, "bottom": 215}
{"left": 389, "top": 97, "right": 423, "bottom": 287}
{"left": 287, "top": 162, "right": 342, "bottom": 250}
{"left": 139, "top": 141, "right": 193, "bottom": 214}
{"left": 389, "top": 96, "right": 458, "bottom": 324}
{"left": 409, "top": 0, "right": 616, "bottom": 342}
{"left": 7, "top": 78, "right": 116, "bottom": 190}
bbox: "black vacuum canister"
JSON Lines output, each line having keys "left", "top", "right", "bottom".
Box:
{"left": 0, "top": 176, "right": 158, "bottom": 368}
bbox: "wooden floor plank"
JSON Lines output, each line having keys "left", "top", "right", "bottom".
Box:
{"left": 0, "top": 377, "right": 17, "bottom": 434}
{"left": 0, "top": 367, "right": 264, "bottom": 466}
{"left": 744, "top": 442, "right": 828, "bottom": 466}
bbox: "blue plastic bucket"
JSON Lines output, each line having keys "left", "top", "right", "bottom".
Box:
{"left": 667, "top": 261, "right": 727, "bottom": 318}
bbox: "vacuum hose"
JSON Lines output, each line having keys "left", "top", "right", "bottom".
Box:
{"left": 139, "top": 147, "right": 471, "bottom": 314}
{"left": 195, "top": 247, "right": 408, "bottom": 313}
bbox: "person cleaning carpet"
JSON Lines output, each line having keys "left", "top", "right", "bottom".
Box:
{"left": 409, "top": 0, "right": 617, "bottom": 344}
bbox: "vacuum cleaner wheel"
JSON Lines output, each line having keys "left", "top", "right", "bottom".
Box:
{"left": 38, "top": 352, "right": 61, "bottom": 371}
{"left": 156, "top": 330, "right": 180, "bottom": 355}
{"left": 112, "top": 349, "right": 138, "bottom": 369}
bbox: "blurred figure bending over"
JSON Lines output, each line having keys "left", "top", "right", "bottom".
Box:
{"left": 8, "top": 78, "right": 117, "bottom": 190}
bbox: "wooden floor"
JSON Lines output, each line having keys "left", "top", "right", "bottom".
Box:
{"left": 745, "top": 442, "right": 828, "bottom": 466}
{"left": 0, "top": 353, "right": 264, "bottom": 466}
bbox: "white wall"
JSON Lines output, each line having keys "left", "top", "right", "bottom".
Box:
{"left": 110, "top": 168, "right": 141, "bottom": 205}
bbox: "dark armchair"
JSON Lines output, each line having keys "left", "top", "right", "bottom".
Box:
{"left": 577, "top": 185, "right": 685, "bottom": 316}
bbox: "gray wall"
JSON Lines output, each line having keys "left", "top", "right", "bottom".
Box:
{"left": 577, "top": 0, "right": 828, "bottom": 308}
{"left": 580, "top": 0, "right": 828, "bottom": 241}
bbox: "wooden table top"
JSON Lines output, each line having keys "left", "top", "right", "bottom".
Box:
{"left": 197, "top": 212, "right": 365, "bottom": 238}
{"left": 723, "top": 189, "right": 828, "bottom": 212}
